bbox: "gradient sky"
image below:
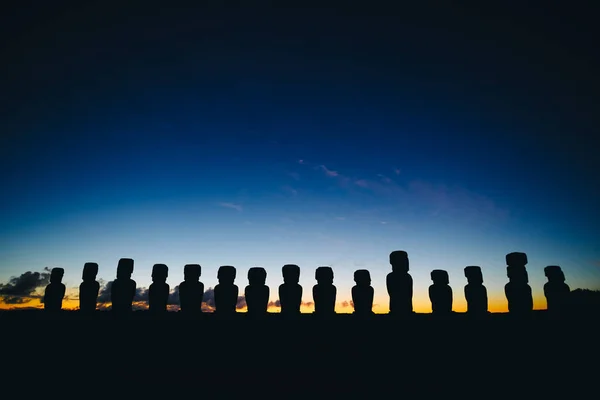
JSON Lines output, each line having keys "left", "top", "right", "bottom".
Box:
{"left": 1, "top": 3, "right": 599, "bottom": 312}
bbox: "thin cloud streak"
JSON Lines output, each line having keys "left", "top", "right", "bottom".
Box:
{"left": 217, "top": 202, "right": 243, "bottom": 212}
{"left": 300, "top": 161, "right": 510, "bottom": 222}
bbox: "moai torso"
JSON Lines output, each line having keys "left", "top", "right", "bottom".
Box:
{"left": 464, "top": 266, "right": 488, "bottom": 315}
{"left": 429, "top": 270, "right": 452, "bottom": 314}
{"left": 44, "top": 268, "right": 66, "bottom": 312}
{"left": 149, "top": 264, "right": 169, "bottom": 313}
{"left": 111, "top": 279, "right": 137, "bottom": 312}
{"left": 544, "top": 266, "right": 571, "bottom": 314}
{"left": 179, "top": 264, "right": 204, "bottom": 313}
{"left": 352, "top": 269, "right": 374, "bottom": 315}
{"left": 245, "top": 267, "right": 270, "bottom": 314}
{"left": 79, "top": 262, "right": 100, "bottom": 313}
{"left": 313, "top": 267, "right": 336, "bottom": 315}
{"left": 214, "top": 266, "right": 238, "bottom": 314}
{"left": 387, "top": 251, "right": 413, "bottom": 314}
{"left": 279, "top": 264, "right": 302, "bottom": 314}
{"left": 504, "top": 253, "right": 533, "bottom": 315}
{"left": 111, "top": 258, "right": 136, "bottom": 313}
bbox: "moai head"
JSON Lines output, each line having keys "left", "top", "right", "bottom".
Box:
{"left": 315, "top": 266, "right": 334, "bottom": 285}
{"left": 217, "top": 265, "right": 236, "bottom": 285}
{"left": 82, "top": 262, "right": 98, "bottom": 281}
{"left": 152, "top": 264, "right": 168, "bottom": 283}
{"left": 506, "top": 265, "right": 529, "bottom": 283}
{"left": 389, "top": 250, "right": 409, "bottom": 273}
{"left": 506, "top": 252, "right": 528, "bottom": 267}
{"left": 544, "top": 265, "right": 565, "bottom": 283}
{"left": 184, "top": 264, "right": 201, "bottom": 282}
{"left": 354, "top": 269, "right": 371, "bottom": 286}
{"left": 282, "top": 264, "right": 300, "bottom": 284}
{"left": 431, "top": 269, "right": 449, "bottom": 285}
{"left": 116, "top": 258, "right": 134, "bottom": 279}
{"left": 50, "top": 267, "right": 64, "bottom": 284}
{"left": 248, "top": 267, "right": 267, "bottom": 286}
{"left": 464, "top": 266, "right": 483, "bottom": 285}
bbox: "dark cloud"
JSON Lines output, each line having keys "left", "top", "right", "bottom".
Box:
{"left": 340, "top": 301, "right": 351, "bottom": 308}
{"left": 236, "top": 295, "right": 246, "bottom": 309}
{"left": 168, "top": 285, "right": 179, "bottom": 305}
{"left": 97, "top": 280, "right": 113, "bottom": 303}
{"left": 0, "top": 268, "right": 51, "bottom": 304}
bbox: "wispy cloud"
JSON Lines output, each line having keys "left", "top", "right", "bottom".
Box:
{"left": 335, "top": 216, "right": 346, "bottom": 221}
{"left": 281, "top": 185, "right": 298, "bottom": 196}
{"left": 299, "top": 161, "right": 510, "bottom": 223}
{"left": 217, "top": 202, "right": 243, "bottom": 212}
{"left": 318, "top": 164, "right": 339, "bottom": 177}
{"left": 288, "top": 172, "right": 300, "bottom": 181}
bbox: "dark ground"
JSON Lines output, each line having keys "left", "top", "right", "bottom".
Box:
{"left": 1, "top": 310, "right": 597, "bottom": 395}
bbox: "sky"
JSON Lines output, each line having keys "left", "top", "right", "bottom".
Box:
{"left": 1, "top": 2, "right": 599, "bottom": 313}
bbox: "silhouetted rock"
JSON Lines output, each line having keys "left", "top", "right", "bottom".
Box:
{"left": 44, "top": 267, "right": 65, "bottom": 312}
{"left": 504, "top": 252, "right": 533, "bottom": 316}
{"left": 544, "top": 265, "right": 570, "bottom": 316}
{"left": 386, "top": 250, "right": 413, "bottom": 316}
{"left": 179, "top": 264, "right": 204, "bottom": 314}
{"left": 279, "top": 264, "right": 302, "bottom": 315}
{"left": 464, "top": 266, "right": 488, "bottom": 316}
{"left": 245, "top": 267, "right": 269, "bottom": 315}
{"left": 313, "top": 266, "right": 336, "bottom": 316}
{"left": 149, "top": 264, "right": 169, "bottom": 314}
{"left": 214, "top": 266, "right": 238, "bottom": 315}
{"left": 79, "top": 262, "right": 99, "bottom": 313}
{"left": 429, "top": 269, "right": 452, "bottom": 315}
{"left": 352, "top": 269, "right": 374, "bottom": 316}
{"left": 111, "top": 258, "right": 136, "bottom": 314}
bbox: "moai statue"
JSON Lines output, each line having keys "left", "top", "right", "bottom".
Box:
{"left": 279, "top": 264, "right": 302, "bottom": 315}
{"left": 245, "top": 267, "right": 270, "bottom": 315}
{"left": 111, "top": 258, "right": 136, "bottom": 314}
{"left": 544, "top": 265, "right": 571, "bottom": 315}
{"left": 352, "top": 269, "right": 374, "bottom": 316}
{"left": 429, "top": 270, "right": 452, "bottom": 315}
{"left": 313, "top": 266, "right": 336, "bottom": 316}
{"left": 214, "top": 266, "right": 238, "bottom": 315}
{"left": 386, "top": 250, "right": 413, "bottom": 315}
{"left": 179, "top": 264, "right": 204, "bottom": 313}
{"left": 79, "top": 262, "right": 100, "bottom": 313}
{"left": 149, "top": 264, "right": 169, "bottom": 313}
{"left": 504, "top": 252, "right": 533, "bottom": 316}
{"left": 44, "top": 267, "right": 66, "bottom": 312}
{"left": 464, "top": 266, "right": 488, "bottom": 315}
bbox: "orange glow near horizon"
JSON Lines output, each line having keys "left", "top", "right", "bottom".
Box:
{"left": 0, "top": 296, "right": 548, "bottom": 313}
{"left": 0, "top": 287, "right": 551, "bottom": 312}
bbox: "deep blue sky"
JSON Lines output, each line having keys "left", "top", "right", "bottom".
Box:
{"left": 1, "top": 2, "right": 598, "bottom": 311}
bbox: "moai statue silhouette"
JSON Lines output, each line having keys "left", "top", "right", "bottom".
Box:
{"left": 313, "top": 266, "right": 336, "bottom": 316}
{"left": 149, "top": 264, "right": 169, "bottom": 313}
{"left": 179, "top": 264, "right": 204, "bottom": 313}
{"left": 214, "top": 266, "right": 238, "bottom": 315}
{"left": 352, "top": 269, "right": 374, "bottom": 315}
{"left": 111, "top": 258, "right": 136, "bottom": 314}
{"left": 279, "top": 264, "right": 302, "bottom": 315}
{"left": 44, "top": 267, "right": 66, "bottom": 312}
{"left": 429, "top": 270, "right": 452, "bottom": 315}
{"left": 79, "top": 262, "right": 100, "bottom": 313}
{"left": 544, "top": 265, "right": 570, "bottom": 316}
{"left": 386, "top": 250, "right": 413, "bottom": 315}
{"left": 464, "top": 266, "right": 488, "bottom": 315}
{"left": 245, "top": 267, "right": 270, "bottom": 315}
{"left": 504, "top": 252, "right": 533, "bottom": 316}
